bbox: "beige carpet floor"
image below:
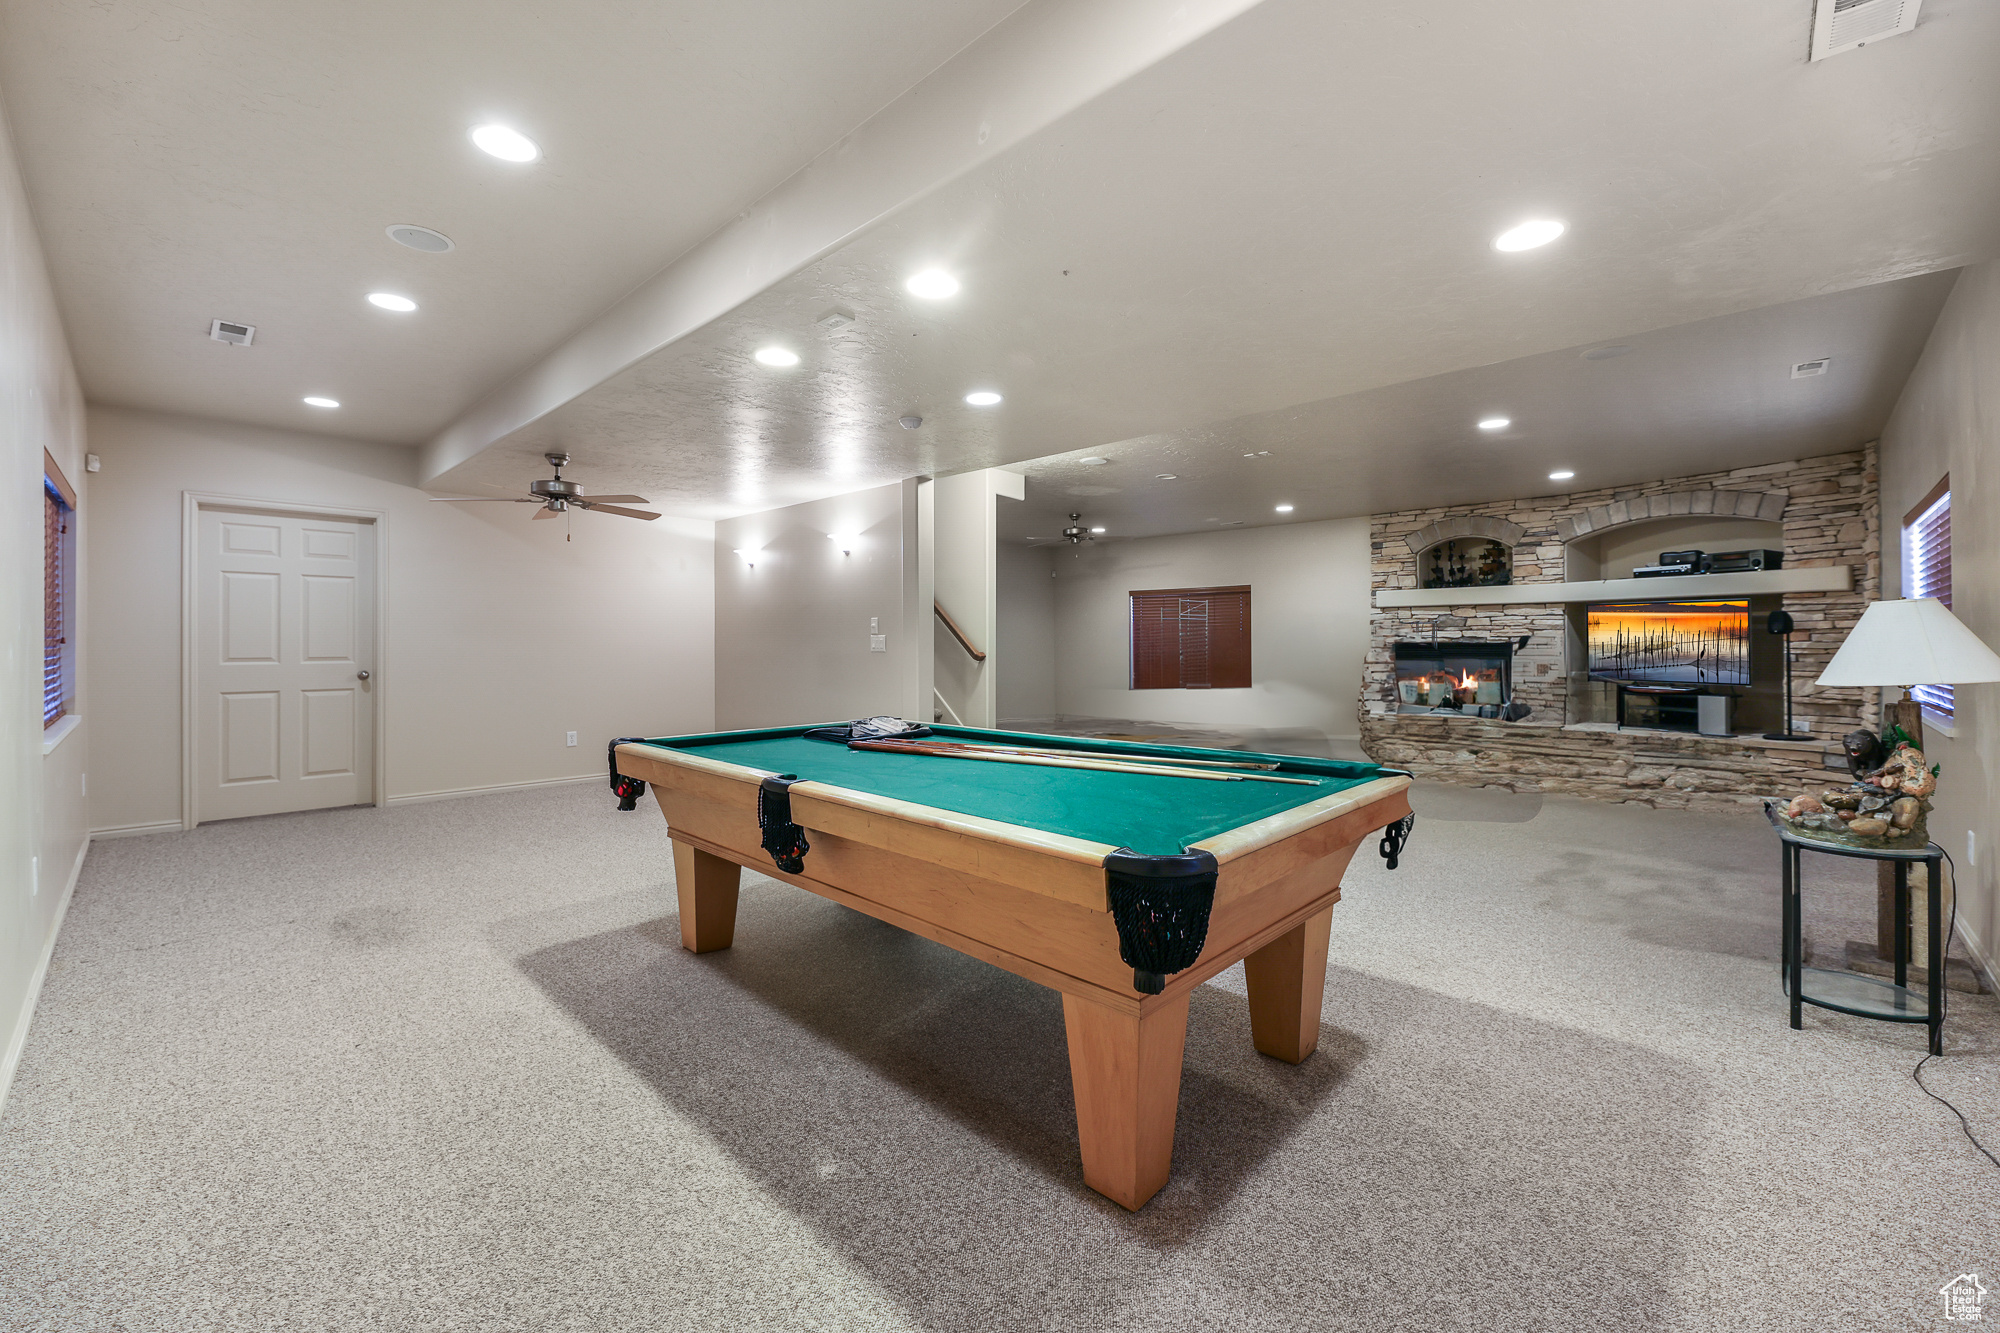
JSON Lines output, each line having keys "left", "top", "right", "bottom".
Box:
{"left": 2, "top": 776, "right": 1996, "bottom": 1331}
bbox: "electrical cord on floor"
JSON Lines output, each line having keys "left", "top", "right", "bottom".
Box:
{"left": 1911, "top": 848, "right": 2000, "bottom": 1171}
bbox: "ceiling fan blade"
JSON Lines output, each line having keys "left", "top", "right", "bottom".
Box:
{"left": 531, "top": 505, "right": 561, "bottom": 520}
{"left": 579, "top": 503, "right": 661, "bottom": 521}
{"left": 429, "top": 496, "right": 539, "bottom": 502}
{"left": 572, "top": 494, "right": 648, "bottom": 504}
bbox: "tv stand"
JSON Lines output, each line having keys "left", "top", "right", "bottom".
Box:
{"left": 1616, "top": 680, "right": 1728, "bottom": 732}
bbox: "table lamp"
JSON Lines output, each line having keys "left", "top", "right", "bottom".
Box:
{"left": 1816, "top": 596, "right": 2000, "bottom": 703}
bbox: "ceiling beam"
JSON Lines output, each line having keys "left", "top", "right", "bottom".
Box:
{"left": 418, "top": 0, "right": 1270, "bottom": 486}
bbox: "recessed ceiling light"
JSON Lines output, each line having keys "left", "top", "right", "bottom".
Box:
{"left": 367, "top": 292, "right": 417, "bottom": 312}
{"left": 386, "top": 224, "right": 453, "bottom": 253}
{"left": 470, "top": 124, "right": 539, "bottom": 162}
{"left": 1155, "top": 473, "right": 1178, "bottom": 480}
{"left": 754, "top": 346, "right": 800, "bottom": 367}
{"left": 302, "top": 396, "right": 339, "bottom": 408}
{"left": 1478, "top": 417, "right": 1511, "bottom": 431}
{"left": 1494, "top": 219, "right": 1566, "bottom": 252}
{"left": 906, "top": 269, "right": 959, "bottom": 299}
{"left": 1090, "top": 527, "right": 1106, "bottom": 534}
{"left": 1581, "top": 345, "right": 1632, "bottom": 361}
{"left": 1274, "top": 503, "right": 1295, "bottom": 513}
{"left": 1079, "top": 456, "right": 1110, "bottom": 466}
{"left": 965, "top": 391, "right": 1002, "bottom": 406}
{"left": 1550, "top": 470, "right": 1575, "bottom": 481}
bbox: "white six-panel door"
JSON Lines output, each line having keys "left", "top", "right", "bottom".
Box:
{"left": 196, "top": 507, "right": 376, "bottom": 822}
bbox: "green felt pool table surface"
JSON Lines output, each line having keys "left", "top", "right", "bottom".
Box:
{"left": 639, "top": 724, "right": 1391, "bottom": 857}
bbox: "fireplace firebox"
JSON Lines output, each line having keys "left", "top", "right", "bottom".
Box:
{"left": 1392, "top": 640, "right": 1517, "bottom": 717}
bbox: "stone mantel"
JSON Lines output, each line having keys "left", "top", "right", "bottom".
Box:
{"left": 1360, "top": 712, "right": 1850, "bottom": 808}
{"left": 1373, "top": 564, "right": 1851, "bottom": 608}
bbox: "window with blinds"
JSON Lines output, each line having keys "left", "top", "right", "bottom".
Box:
{"left": 1902, "top": 477, "right": 1951, "bottom": 719}
{"left": 1130, "top": 586, "right": 1251, "bottom": 690}
{"left": 44, "top": 479, "right": 70, "bottom": 727}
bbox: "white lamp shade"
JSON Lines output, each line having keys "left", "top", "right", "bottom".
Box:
{"left": 1815, "top": 598, "right": 2000, "bottom": 687}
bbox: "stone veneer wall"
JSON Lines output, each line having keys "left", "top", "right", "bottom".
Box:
{"left": 1359, "top": 447, "right": 1880, "bottom": 806}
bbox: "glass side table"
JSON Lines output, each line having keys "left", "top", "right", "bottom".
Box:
{"left": 1768, "top": 807, "right": 1944, "bottom": 1054}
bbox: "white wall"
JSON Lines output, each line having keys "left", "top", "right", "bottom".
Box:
{"left": 1052, "top": 519, "right": 1372, "bottom": 741}
{"left": 1, "top": 91, "right": 89, "bottom": 1108}
{"left": 714, "top": 480, "right": 928, "bottom": 729}
{"left": 931, "top": 469, "right": 1023, "bottom": 728}
{"left": 85, "top": 406, "right": 714, "bottom": 833}
{"left": 1878, "top": 262, "right": 2000, "bottom": 984}
{"left": 997, "top": 541, "right": 1057, "bottom": 720}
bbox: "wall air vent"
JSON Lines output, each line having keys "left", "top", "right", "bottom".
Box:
{"left": 209, "top": 319, "right": 255, "bottom": 346}
{"left": 1811, "top": 0, "right": 1922, "bottom": 59}
{"left": 1792, "top": 359, "right": 1831, "bottom": 379}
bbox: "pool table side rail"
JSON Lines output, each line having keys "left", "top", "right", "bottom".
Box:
{"left": 615, "top": 742, "right": 1116, "bottom": 909}
{"left": 633, "top": 722, "right": 1385, "bottom": 781}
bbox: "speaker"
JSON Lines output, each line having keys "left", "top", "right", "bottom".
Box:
{"left": 1697, "top": 694, "right": 1733, "bottom": 737}
{"left": 1767, "top": 609, "right": 1795, "bottom": 636}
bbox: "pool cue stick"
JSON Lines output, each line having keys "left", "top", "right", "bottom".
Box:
{"left": 927, "top": 740, "right": 1280, "bottom": 770}
{"left": 849, "top": 740, "right": 1320, "bottom": 785}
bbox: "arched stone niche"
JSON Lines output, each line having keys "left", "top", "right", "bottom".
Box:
{"left": 1555, "top": 490, "right": 1789, "bottom": 581}
{"left": 1401, "top": 514, "right": 1527, "bottom": 558}
{"left": 1551, "top": 489, "right": 1787, "bottom": 542}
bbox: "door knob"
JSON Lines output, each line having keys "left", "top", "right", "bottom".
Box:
{"left": 357, "top": 670, "right": 371, "bottom": 680}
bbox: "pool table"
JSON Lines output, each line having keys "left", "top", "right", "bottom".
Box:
{"left": 609, "top": 723, "right": 1413, "bottom": 1210}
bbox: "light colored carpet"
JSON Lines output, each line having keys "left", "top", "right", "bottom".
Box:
{"left": 2, "top": 780, "right": 1996, "bottom": 1332}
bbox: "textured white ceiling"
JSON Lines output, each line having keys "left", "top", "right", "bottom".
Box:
{"left": 429, "top": 0, "right": 2000, "bottom": 521}
{"left": 7, "top": 0, "right": 1998, "bottom": 530}
{"left": 0, "top": 0, "right": 1026, "bottom": 441}
{"left": 997, "top": 271, "right": 1958, "bottom": 542}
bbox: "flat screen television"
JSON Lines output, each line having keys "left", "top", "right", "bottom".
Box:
{"left": 1586, "top": 599, "right": 1751, "bottom": 686}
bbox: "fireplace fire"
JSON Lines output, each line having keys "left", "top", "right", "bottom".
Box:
{"left": 1392, "top": 640, "right": 1517, "bottom": 717}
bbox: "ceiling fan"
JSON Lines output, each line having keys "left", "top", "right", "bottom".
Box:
{"left": 429, "top": 453, "right": 661, "bottom": 534}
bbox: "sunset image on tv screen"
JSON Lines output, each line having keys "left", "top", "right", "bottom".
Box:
{"left": 1587, "top": 600, "right": 1750, "bottom": 684}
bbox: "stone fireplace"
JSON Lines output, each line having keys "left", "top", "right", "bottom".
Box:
{"left": 1391, "top": 638, "right": 1519, "bottom": 716}
{"left": 1357, "top": 448, "right": 1881, "bottom": 808}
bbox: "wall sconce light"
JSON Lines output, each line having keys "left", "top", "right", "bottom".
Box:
{"left": 828, "top": 532, "right": 856, "bottom": 555}
{"left": 733, "top": 548, "right": 763, "bottom": 568}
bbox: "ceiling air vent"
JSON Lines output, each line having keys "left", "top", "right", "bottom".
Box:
{"left": 1793, "top": 358, "right": 1831, "bottom": 379}
{"left": 1811, "top": 0, "right": 1922, "bottom": 59}
{"left": 209, "top": 319, "right": 255, "bottom": 346}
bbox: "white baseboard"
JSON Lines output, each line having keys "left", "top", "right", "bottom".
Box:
{"left": 384, "top": 773, "right": 600, "bottom": 807}
{"left": 88, "top": 819, "right": 185, "bottom": 840}
{"left": 0, "top": 835, "right": 89, "bottom": 1115}
{"left": 1956, "top": 917, "right": 1998, "bottom": 996}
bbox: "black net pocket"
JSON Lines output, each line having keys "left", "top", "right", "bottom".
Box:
{"left": 607, "top": 737, "right": 648, "bottom": 811}
{"left": 757, "top": 775, "right": 810, "bottom": 874}
{"left": 1104, "top": 849, "right": 1219, "bottom": 995}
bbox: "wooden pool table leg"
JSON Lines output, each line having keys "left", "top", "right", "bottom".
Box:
{"left": 1062, "top": 992, "right": 1190, "bottom": 1211}
{"left": 1243, "top": 903, "right": 1334, "bottom": 1063}
{"left": 671, "top": 839, "right": 741, "bottom": 953}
